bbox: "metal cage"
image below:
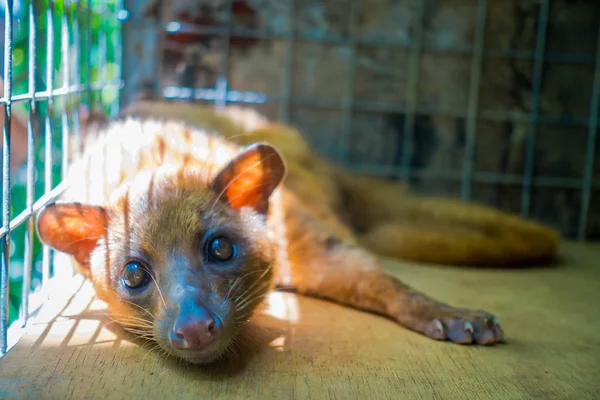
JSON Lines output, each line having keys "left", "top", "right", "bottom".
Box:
{"left": 0, "top": 0, "right": 123, "bottom": 356}
{"left": 0, "top": 0, "right": 599, "bottom": 358}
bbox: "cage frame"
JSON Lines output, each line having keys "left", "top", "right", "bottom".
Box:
{"left": 0, "top": 0, "right": 124, "bottom": 356}
{"left": 0, "top": 0, "right": 599, "bottom": 358}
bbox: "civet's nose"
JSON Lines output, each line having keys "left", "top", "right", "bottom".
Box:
{"left": 170, "top": 297, "right": 223, "bottom": 350}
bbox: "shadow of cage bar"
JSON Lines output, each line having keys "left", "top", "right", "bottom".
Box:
{"left": 0, "top": 0, "right": 124, "bottom": 356}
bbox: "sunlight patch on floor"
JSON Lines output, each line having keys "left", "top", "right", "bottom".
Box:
{"left": 268, "top": 335, "right": 286, "bottom": 352}
{"left": 263, "top": 291, "right": 299, "bottom": 323}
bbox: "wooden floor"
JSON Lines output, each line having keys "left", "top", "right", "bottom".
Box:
{"left": 0, "top": 242, "right": 599, "bottom": 399}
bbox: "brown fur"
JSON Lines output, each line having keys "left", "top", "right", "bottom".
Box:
{"left": 35, "top": 102, "right": 546, "bottom": 364}
{"left": 124, "top": 100, "right": 560, "bottom": 267}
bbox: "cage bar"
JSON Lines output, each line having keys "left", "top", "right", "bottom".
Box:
{"left": 0, "top": 0, "right": 13, "bottom": 356}
{"left": 98, "top": 23, "right": 107, "bottom": 108}
{"left": 346, "top": 165, "right": 600, "bottom": 190}
{"left": 215, "top": 0, "right": 235, "bottom": 110}
{"left": 578, "top": 21, "right": 600, "bottom": 240}
{"left": 0, "top": 181, "right": 68, "bottom": 240}
{"left": 521, "top": 0, "right": 550, "bottom": 218}
{"left": 113, "top": 0, "right": 124, "bottom": 117}
{"left": 61, "top": 3, "right": 71, "bottom": 179}
{"left": 120, "top": 0, "right": 156, "bottom": 106}
{"left": 153, "top": 0, "right": 170, "bottom": 103}
{"left": 149, "top": 22, "right": 595, "bottom": 66}
{"left": 338, "top": 0, "right": 360, "bottom": 164}
{"left": 399, "top": 0, "right": 426, "bottom": 180}
{"left": 0, "top": 82, "right": 123, "bottom": 105}
{"left": 85, "top": 0, "right": 93, "bottom": 108}
{"left": 460, "top": 0, "right": 487, "bottom": 200}
{"left": 20, "top": 0, "right": 38, "bottom": 327}
{"left": 154, "top": 90, "right": 594, "bottom": 129}
{"left": 70, "top": 0, "right": 82, "bottom": 156}
{"left": 41, "top": 2, "right": 55, "bottom": 299}
{"left": 278, "top": 0, "right": 295, "bottom": 123}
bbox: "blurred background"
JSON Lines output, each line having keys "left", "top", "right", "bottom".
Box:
{"left": 1, "top": 0, "right": 599, "bottom": 325}
{"left": 124, "top": 0, "right": 600, "bottom": 239}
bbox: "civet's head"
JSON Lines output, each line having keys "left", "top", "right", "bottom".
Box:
{"left": 37, "top": 142, "right": 286, "bottom": 364}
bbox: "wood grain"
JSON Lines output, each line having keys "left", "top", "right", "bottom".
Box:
{"left": 0, "top": 242, "right": 599, "bottom": 399}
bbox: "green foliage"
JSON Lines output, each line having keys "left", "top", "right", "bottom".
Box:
{"left": 5, "top": 0, "right": 122, "bottom": 325}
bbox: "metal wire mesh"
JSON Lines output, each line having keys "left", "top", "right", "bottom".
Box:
{"left": 0, "top": 0, "right": 123, "bottom": 356}
{"left": 0, "top": 0, "right": 597, "bottom": 358}
{"left": 124, "top": 0, "right": 600, "bottom": 241}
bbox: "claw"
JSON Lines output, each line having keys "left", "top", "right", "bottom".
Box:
{"left": 464, "top": 321, "right": 474, "bottom": 333}
{"left": 434, "top": 319, "right": 444, "bottom": 335}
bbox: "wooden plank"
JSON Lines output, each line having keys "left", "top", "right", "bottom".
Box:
{"left": 0, "top": 242, "right": 599, "bottom": 399}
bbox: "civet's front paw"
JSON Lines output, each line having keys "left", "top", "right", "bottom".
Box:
{"left": 422, "top": 308, "right": 504, "bottom": 345}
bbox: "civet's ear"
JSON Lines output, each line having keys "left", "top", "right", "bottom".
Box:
{"left": 210, "top": 143, "right": 286, "bottom": 215}
{"left": 36, "top": 202, "right": 109, "bottom": 269}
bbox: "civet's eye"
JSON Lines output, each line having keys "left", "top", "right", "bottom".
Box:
{"left": 121, "top": 261, "right": 150, "bottom": 289}
{"left": 207, "top": 236, "right": 237, "bottom": 262}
